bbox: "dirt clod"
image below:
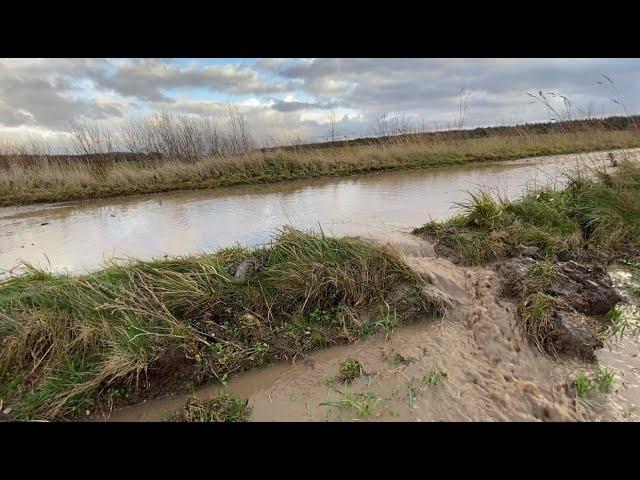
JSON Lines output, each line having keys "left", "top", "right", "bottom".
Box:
{"left": 496, "top": 257, "right": 619, "bottom": 359}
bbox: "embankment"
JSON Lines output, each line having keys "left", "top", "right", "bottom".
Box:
{"left": 414, "top": 157, "right": 640, "bottom": 360}
{"left": 0, "top": 228, "right": 445, "bottom": 420}
{"left": 2, "top": 130, "right": 639, "bottom": 207}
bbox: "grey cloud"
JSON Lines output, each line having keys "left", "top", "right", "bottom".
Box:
{"left": 269, "top": 99, "right": 339, "bottom": 112}
{"left": 2, "top": 58, "right": 640, "bottom": 142}
{"left": 94, "top": 59, "right": 292, "bottom": 102}
{"left": 0, "top": 105, "right": 33, "bottom": 127}
{"left": 0, "top": 76, "right": 126, "bottom": 130}
{"left": 264, "top": 58, "right": 640, "bottom": 125}
{"left": 0, "top": 59, "right": 127, "bottom": 130}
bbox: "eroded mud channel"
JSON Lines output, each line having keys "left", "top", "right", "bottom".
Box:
{"left": 106, "top": 234, "right": 640, "bottom": 422}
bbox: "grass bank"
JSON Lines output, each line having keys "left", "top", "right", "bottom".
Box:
{"left": 414, "top": 159, "right": 640, "bottom": 265}
{"left": 414, "top": 159, "right": 640, "bottom": 356}
{"left": 0, "top": 228, "right": 443, "bottom": 421}
{"left": 2, "top": 130, "right": 639, "bottom": 207}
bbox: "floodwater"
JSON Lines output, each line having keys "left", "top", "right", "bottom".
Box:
{"left": 105, "top": 245, "right": 609, "bottom": 422}
{"left": 597, "top": 268, "right": 640, "bottom": 419}
{"left": 105, "top": 236, "right": 640, "bottom": 423}
{"left": 2, "top": 147, "right": 639, "bottom": 422}
{"left": 2, "top": 148, "right": 637, "bottom": 277}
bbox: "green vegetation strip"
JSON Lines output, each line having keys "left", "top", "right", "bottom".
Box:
{"left": 415, "top": 160, "right": 640, "bottom": 353}
{"left": 2, "top": 130, "right": 639, "bottom": 207}
{"left": 414, "top": 160, "right": 640, "bottom": 265}
{"left": 0, "top": 228, "right": 442, "bottom": 421}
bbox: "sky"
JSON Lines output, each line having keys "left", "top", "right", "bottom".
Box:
{"left": 0, "top": 58, "right": 638, "bottom": 149}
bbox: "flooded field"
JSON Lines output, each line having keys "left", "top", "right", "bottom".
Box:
{"left": 2, "top": 148, "right": 640, "bottom": 422}
{"left": 2, "top": 149, "right": 637, "bottom": 277}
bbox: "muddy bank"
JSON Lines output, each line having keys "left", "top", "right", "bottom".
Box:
{"left": 5, "top": 154, "right": 640, "bottom": 422}
{"left": 494, "top": 257, "right": 620, "bottom": 360}
{"left": 0, "top": 229, "right": 450, "bottom": 421}
{"left": 105, "top": 234, "right": 624, "bottom": 422}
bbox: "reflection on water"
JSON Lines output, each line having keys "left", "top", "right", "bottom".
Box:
{"left": 0, "top": 149, "right": 633, "bottom": 276}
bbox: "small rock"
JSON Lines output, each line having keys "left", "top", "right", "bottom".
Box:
{"left": 3, "top": 407, "right": 12, "bottom": 415}
{"left": 494, "top": 257, "right": 537, "bottom": 297}
{"left": 226, "top": 257, "right": 266, "bottom": 283}
{"left": 40, "top": 222, "right": 49, "bottom": 226}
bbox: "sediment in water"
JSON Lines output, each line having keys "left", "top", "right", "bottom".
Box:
{"left": 107, "top": 235, "right": 612, "bottom": 422}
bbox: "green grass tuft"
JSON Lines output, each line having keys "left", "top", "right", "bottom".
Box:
{"left": 594, "top": 367, "right": 615, "bottom": 393}
{"left": 519, "top": 292, "right": 556, "bottom": 352}
{"left": 414, "top": 160, "right": 640, "bottom": 264}
{"left": 320, "top": 391, "right": 382, "bottom": 417}
{"left": 167, "top": 394, "right": 252, "bottom": 422}
{"left": 573, "top": 373, "right": 593, "bottom": 398}
{"left": 571, "top": 367, "right": 615, "bottom": 399}
{"left": 337, "top": 360, "right": 365, "bottom": 383}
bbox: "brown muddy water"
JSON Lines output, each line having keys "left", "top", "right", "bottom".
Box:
{"left": 3, "top": 148, "right": 640, "bottom": 422}
{"left": 106, "top": 242, "right": 635, "bottom": 422}
{"left": 2, "top": 148, "right": 638, "bottom": 277}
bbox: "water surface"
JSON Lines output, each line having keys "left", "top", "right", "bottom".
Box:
{"left": 1, "top": 149, "right": 635, "bottom": 276}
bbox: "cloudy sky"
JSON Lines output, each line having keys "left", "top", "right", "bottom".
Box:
{"left": 1, "top": 58, "right": 638, "bottom": 148}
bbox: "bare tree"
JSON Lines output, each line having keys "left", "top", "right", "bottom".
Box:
{"left": 455, "top": 87, "right": 472, "bottom": 129}
{"left": 370, "top": 111, "right": 413, "bottom": 138}
{"left": 69, "top": 119, "right": 114, "bottom": 156}
{"left": 327, "top": 101, "right": 339, "bottom": 142}
{"left": 78, "top": 106, "right": 258, "bottom": 160}
{"left": 371, "top": 111, "right": 393, "bottom": 137}
{"left": 23, "top": 135, "right": 53, "bottom": 156}
{"left": 224, "top": 104, "right": 256, "bottom": 154}
{"left": 121, "top": 112, "right": 235, "bottom": 159}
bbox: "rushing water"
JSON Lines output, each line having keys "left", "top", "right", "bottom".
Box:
{"left": 2, "top": 149, "right": 636, "bottom": 277}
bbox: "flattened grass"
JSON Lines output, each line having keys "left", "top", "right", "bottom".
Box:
{"left": 0, "top": 228, "right": 442, "bottom": 420}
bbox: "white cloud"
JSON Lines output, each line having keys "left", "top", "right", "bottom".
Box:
{"left": 1, "top": 58, "right": 639, "bottom": 148}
